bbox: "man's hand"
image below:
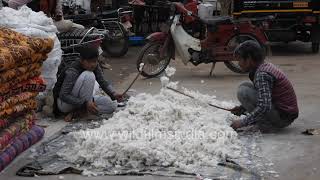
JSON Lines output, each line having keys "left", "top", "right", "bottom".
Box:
{"left": 231, "top": 120, "right": 243, "bottom": 130}
{"left": 86, "top": 101, "right": 98, "bottom": 114}
{"left": 114, "top": 93, "right": 124, "bottom": 102}
{"left": 231, "top": 106, "right": 245, "bottom": 116}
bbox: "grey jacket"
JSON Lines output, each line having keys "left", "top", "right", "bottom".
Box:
{"left": 59, "top": 61, "right": 116, "bottom": 105}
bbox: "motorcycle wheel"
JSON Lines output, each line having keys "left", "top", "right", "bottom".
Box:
{"left": 224, "top": 34, "right": 262, "bottom": 74}
{"left": 101, "top": 24, "right": 129, "bottom": 57}
{"left": 136, "top": 41, "right": 173, "bottom": 78}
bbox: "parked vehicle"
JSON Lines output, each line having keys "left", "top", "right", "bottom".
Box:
{"left": 64, "top": 6, "right": 133, "bottom": 57}
{"left": 136, "top": 2, "right": 270, "bottom": 77}
{"left": 57, "top": 27, "right": 110, "bottom": 68}
{"left": 57, "top": 27, "right": 105, "bottom": 53}
{"left": 233, "top": 0, "right": 320, "bottom": 53}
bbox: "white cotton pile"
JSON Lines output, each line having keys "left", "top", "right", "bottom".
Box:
{"left": 139, "top": 63, "right": 145, "bottom": 72}
{"left": 0, "top": 6, "right": 56, "bottom": 31}
{"left": 0, "top": 6, "right": 62, "bottom": 93}
{"left": 160, "top": 76, "right": 170, "bottom": 87}
{"left": 58, "top": 69, "right": 241, "bottom": 170}
{"left": 165, "top": 66, "right": 176, "bottom": 77}
{"left": 58, "top": 89, "right": 240, "bottom": 170}
{"left": 161, "top": 66, "right": 179, "bottom": 89}
{"left": 182, "top": 88, "right": 234, "bottom": 110}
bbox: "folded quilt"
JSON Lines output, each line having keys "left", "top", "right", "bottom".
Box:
{"left": 0, "top": 76, "right": 46, "bottom": 103}
{"left": 0, "top": 99, "right": 37, "bottom": 119}
{"left": 0, "top": 70, "right": 41, "bottom": 95}
{"left": 0, "top": 27, "right": 54, "bottom": 54}
{"left": 0, "top": 112, "right": 36, "bottom": 151}
{"left": 0, "top": 63, "right": 42, "bottom": 84}
{"left": 0, "top": 92, "right": 38, "bottom": 111}
{"left": 0, "top": 125, "right": 44, "bottom": 172}
{"left": 0, "top": 45, "right": 47, "bottom": 72}
{"left": 0, "top": 111, "right": 37, "bottom": 133}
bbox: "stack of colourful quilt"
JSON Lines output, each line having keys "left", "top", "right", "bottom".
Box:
{"left": 0, "top": 28, "right": 53, "bottom": 172}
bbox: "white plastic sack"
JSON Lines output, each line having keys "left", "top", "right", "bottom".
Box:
{"left": 0, "top": 6, "right": 62, "bottom": 93}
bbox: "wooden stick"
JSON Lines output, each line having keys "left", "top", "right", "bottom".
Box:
{"left": 166, "top": 87, "right": 232, "bottom": 112}
{"left": 122, "top": 64, "right": 145, "bottom": 96}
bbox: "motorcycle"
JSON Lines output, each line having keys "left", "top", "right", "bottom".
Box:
{"left": 136, "top": 1, "right": 270, "bottom": 77}
{"left": 64, "top": 6, "right": 133, "bottom": 57}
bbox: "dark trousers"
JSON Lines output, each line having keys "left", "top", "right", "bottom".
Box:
{"left": 237, "top": 82, "right": 296, "bottom": 130}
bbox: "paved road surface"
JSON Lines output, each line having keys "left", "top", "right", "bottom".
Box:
{"left": 1, "top": 42, "right": 320, "bottom": 180}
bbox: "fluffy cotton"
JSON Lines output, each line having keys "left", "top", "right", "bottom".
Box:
{"left": 165, "top": 66, "right": 176, "bottom": 77}
{"left": 160, "top": 76, "right": 170, "bottom": 87}
{"left": 139, "top": 63, "right": 145, "bottom": 72}
{"left": 58, "top": 74, "right": 241, "bottom": 170}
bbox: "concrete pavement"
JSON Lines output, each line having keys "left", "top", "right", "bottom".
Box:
{"left": 1, "top": 42, "right": 320, "bottom": 179}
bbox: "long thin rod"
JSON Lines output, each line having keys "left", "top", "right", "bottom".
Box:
{"left": 122, "top": 64, "right": 145, "bottom": 96}
{"left": 166, "top": 87, "right": 232, "bottom": 112}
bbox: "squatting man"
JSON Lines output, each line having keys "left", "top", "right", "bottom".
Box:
{"left": 53, "top": 45, "right": 124, "bottom": 121}
{"left": 230, "top": 41, "right": 299, "bottom": 132}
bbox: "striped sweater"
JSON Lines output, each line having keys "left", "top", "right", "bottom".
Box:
{"left": 241, "top": 62, "right": 299, "bottom": 126}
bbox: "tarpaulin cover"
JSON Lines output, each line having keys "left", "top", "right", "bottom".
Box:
{"left": 15, "top": 119, "right": 272, "bottom": 179}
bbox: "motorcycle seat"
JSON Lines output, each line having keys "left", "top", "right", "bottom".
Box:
{"left": 200, "top": 16, "right": 233, "bottom": 26}
{"left": 57, "top": 28, "right": 92, "bottom": 39}
{"left": 64, "top": 14, "right": 96, "bottom": 21}
{"left": 101, "top": 10, "right": 118, "bottom": 18}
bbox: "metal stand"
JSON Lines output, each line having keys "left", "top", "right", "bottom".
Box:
{"left": 209, "top": 62, "right": 216, "bottom": 76}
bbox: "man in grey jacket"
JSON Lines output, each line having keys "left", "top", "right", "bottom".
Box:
{"left": 55, "top": 45, "right": 122, "bottom": 121}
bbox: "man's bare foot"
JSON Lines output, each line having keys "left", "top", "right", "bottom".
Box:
{"left": 64, "top": 112, "right": 74, "bottom": 122}
{"left": 64, "top": 108, "right": 89, "bottom": 122}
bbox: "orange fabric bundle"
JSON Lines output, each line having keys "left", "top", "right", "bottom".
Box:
{"left": 0, "top": 99, "right": 37, "bottom": 119}
{"left": 0, "top": 70, "right": 41, "bottom": 95}
{"left": 0, "top": 45, "right": 48, "bottom": 72}
{"left": 0, "top": 77, "right": 46, "bottom": 103}
{"left": 0, "top": 63, "right": 42, "bottom": 84}
{"left": 0, "top": 92, "right": 38, "bottom": 111}
{"left": 0, "top": 28, "right": 53, "bottom": 72}
{"left": 0, "top": 28, "right": 54, "bottom": 54}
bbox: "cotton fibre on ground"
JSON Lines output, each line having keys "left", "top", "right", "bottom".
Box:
{"left": 58, "top": 66, "right": 241, "bottom": 171}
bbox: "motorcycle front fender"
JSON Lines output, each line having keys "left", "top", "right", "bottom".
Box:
{"left": 146, "top": 32, "right": 168, "bottom": 43}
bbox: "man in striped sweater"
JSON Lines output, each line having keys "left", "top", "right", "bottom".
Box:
{"left": 230, "top": 41, "right": 299, "bottom": 132}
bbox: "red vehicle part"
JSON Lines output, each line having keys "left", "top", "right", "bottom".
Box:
{"left": 184, "top": 0, "right": 198, "bottom": 24}
{"left": 200, "top": 20, "right": 268, "bottom": 61}
{"left": 146, "top": 32, "right": 168, "bottom": 42}
{"left": 146, "top": 32, "right": 175, "bottom": 59}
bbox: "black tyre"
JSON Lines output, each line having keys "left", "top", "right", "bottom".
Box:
{"left": 101, "top": 24, "right": 129, "bottom": 57}
{"left": 136, "top": 41, "right": 173, "bottom": 78}
{"left": 312, "top": 42, "right": 319, "bottom": 54}
{"left": 224, "top": 34, "right": 263, "bottom": 74}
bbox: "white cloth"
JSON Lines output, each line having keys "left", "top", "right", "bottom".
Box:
{"left": 75, "top": 0, "right": 91, "bottom": 13}
{"left": 0, "top": 6, "right": 62, "bottom": 93}
{"left": 54, "top": 19, "right": 85, "bottom": 32}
